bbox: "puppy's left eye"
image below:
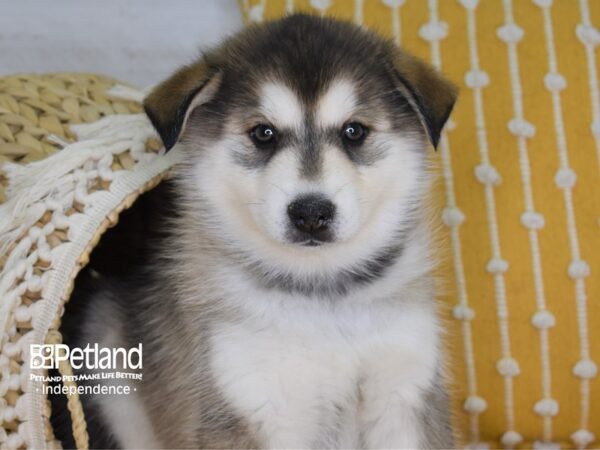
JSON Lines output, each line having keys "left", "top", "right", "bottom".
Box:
{"left": 342, "top": 122, "right": 368, "bottom": 144}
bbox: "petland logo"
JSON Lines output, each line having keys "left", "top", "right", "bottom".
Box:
{"left": 30, "top": 343, "right": 143, "bottom": 370}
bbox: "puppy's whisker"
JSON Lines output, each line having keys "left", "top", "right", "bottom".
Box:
{"left": 269, "top": 182, "right": 289, "bottom": 196}
{"left": 333, "top": 182, "right": 351, "bottom": 196}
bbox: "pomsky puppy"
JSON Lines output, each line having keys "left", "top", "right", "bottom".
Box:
{"left": 66, "top": 13, "right": 457, "bottom": 449}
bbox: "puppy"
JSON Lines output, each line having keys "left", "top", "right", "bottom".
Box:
{"left": 66, "top": 13, "right": 457, "bottom": 449}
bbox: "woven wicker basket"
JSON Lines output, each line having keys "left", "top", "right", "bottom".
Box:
{"left": 0, "top": 74, "right": 179, "bottom": 449}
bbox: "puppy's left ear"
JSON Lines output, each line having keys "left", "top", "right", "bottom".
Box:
{"left": 144, "top": 59, "right": 222, "bottom": 151}
{"left": 389, "top": 50, "right": 458, "bottom": 148}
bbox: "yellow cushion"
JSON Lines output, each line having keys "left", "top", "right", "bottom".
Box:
{"left": 238, "top": 1, "right": 600, "bottom": 448}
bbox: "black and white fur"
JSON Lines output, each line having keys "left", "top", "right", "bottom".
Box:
{"left": 62, "top": 14, "right": 457, "bottom": 449}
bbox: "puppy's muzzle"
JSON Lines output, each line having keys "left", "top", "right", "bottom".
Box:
{"left": 287, "top": 195, "right": 336, "bottom": 245}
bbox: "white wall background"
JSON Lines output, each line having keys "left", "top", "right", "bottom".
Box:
{"left": 0, "top": 0, "right": 244, "bottom": 87}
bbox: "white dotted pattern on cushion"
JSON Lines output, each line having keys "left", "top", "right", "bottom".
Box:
{"left": 496, "top": 0, "right": 558, "bottom": 444}
{"left": 460, "top": 1, "right": 523, "bottom": 446}
{"left": 420, "top": 0, "right": 485, "bottom": 445}
{"left": 534, "top": 1, "right": 596, "bottom": 447}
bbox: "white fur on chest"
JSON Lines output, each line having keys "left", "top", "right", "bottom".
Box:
{"left": 209, "top": 290, "right": 439, "bottom": 449}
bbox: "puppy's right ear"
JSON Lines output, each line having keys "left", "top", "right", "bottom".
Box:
{"left": 144, "top": 60, "right": 221, "bottom": 151}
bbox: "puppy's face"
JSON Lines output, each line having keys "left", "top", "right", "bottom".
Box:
{"left": 189, "top": 77, "right": 425, "bottom": 258}
{"left": 145, "top": 15, "right": 456, "bottom": 286}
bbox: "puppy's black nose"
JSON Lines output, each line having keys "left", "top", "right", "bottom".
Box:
{"left": 287, "top": 195, "right": 335, "bottom": 238}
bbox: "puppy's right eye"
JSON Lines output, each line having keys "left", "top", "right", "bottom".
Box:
{"left": 249, "top": 124, "right": 276, "bottom": 146}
